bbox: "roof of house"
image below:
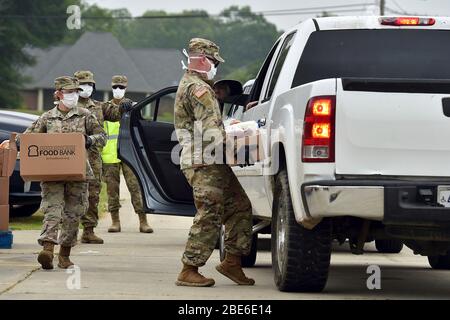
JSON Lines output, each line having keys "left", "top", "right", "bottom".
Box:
{"left": 22, "top": 32, "right": 184, "bottom": 93}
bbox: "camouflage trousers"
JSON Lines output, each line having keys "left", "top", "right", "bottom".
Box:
{"left": 38, "top": 181, "right": 88, "bottom": 247}
{"left": 102, "top": 162, "right": 144, "bottom": 215}
{"left": 182, "top": 164, "right": 252, "bottom": 267}
{"left": 81, "top": 151, "right": 102, "bottom": 228}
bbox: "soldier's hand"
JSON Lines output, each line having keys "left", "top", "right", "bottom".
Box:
{"left": 84, "top": 134, "right": 93, "bottom": 149}
{"left": 120, "top": 100, "right": 133, "bottom": 112}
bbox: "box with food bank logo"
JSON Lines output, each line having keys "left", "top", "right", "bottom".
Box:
{"left": 20, "top": 133, "right": 86, "bottom": 182}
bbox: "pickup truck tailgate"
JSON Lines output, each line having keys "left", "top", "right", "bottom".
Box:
{"left": 335, "top": 79, "right": 450, "bottom": 177}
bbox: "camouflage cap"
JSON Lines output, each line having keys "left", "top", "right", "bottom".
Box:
{"left": 188, "top": 38, "right": 225, "bottom": 63}
{"left": 112, "top": 75, "right": 128, "bottom": 87}
{"left": 54, "top": 76, "right": 81, "bottom": 91}
{"left": 74, "top": 70, "right": 96, "bottom": 84}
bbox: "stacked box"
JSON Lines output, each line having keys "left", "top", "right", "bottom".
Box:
{"left": 0, "top": 133, "right": 18, "bottom": 249}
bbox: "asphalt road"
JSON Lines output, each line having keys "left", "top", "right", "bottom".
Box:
{"left": 1, "top": 177, "right": 450, "bottom": 300}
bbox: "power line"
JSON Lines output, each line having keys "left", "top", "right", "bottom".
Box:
{"left": 254, "top": 3, "right": 371, "bottom": 14}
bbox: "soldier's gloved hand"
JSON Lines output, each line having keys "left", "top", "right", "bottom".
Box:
{"left": 84, "top": 134, "right": 93, "bottom": 149}
{"left": 120, "top": 100, "right": 133, "bottom": 112}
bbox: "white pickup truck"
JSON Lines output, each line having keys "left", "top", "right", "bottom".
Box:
{"left": 119, "top": 16, "right": 450, "bottom": 293}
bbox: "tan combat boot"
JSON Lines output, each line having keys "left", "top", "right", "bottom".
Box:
{"left": 176, "top": 264, "right": 215, "bottom": 287}
{"left": 37, "top": 241, "right": 55, "bottom": 270}
{"left": 138, "top": 213, "right": 153, "bottom": 233}
{"left": 216, "top": 253, "right": 255, "bottom": 285}
{"left": 108, "top": 211, "right": 121, "bottom": 233}
{"left": 81, "top": 227, "right": 104, "bottom": 244}
{"left": 58, "top": 246, "right": 74, "bottom": 269}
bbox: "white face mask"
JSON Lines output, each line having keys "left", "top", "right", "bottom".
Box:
{"left": 181, "top": 49, "right": 218, "bottom": 80}
{"left": 79, "top": 84, "right": 93, "bottom": 98}
{"left": 113, "top": 88, "right": 126, "bottom": 100}
{"left": 61, "top": 92, "right": 79, "bottom": 109}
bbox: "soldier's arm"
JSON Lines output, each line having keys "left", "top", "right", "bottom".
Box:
{"left": 85, "top": 114, "right": 107, "bottom": 148}
{"left": 190, "top": 85, "right": 226, "bottom": 139}
{"left": 15, "top": 116, "right": 47, "bottom": 149}
{"left": 102, "top": 99, "right": 131, "bottom": 122}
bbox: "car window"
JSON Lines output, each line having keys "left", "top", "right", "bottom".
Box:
{"left": 292, "top": 29, "right": 450, "bottom": 88}
{"left": 140, "top": 93, "right": 176, "bottom": 123}
{"left": 248, "top": 40, "right": 281, "bottom": 103}
{"left": 264, "top": 32, "right": 296, "bottom": 101}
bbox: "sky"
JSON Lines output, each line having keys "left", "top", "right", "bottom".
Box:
{"left": 85, "top": 0, "right": 450, "bottom": 31}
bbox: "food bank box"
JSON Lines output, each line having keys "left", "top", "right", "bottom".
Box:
{"left": 225, "top": 122, "right": 265, "bottom": 166}
{"left": 20, "top": 133, "right": 86, "bottom": 182}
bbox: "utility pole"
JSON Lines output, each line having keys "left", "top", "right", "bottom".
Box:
{"left": 380, "top": 0, "right": 385, "bottom": 15}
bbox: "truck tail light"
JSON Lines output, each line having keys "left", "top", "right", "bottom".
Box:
{"left": 302, "top": 96, "right": 335, "bottom": 162}
{"left": 380, "top": 17, "right": 436, "bottom": 26}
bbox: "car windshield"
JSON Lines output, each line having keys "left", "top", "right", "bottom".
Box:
{"left": 292, "top": 29, "right": 450, "bottom": 88}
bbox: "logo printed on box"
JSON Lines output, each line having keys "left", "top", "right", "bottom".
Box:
{"left": 28, "top": 145, "right": 39, "bottom": 157}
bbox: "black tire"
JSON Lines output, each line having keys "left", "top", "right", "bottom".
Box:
{"left": 375, "top": 239, "right": 404, "bottom": 254}
{"left": 428, "top": 252, "right": 450, "bottom": 269}
{"left": 219, "top": 224, "right": 258, "bottom": 267}
{"left": 272, "top": 169, "right": 332, "bottom": 292}
{"left": 10, "top": 204, "right": 40, "bottom": 217}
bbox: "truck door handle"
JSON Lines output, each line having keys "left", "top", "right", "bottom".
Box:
{"left": 443, "top": 98, "right": 450, "bottom": 117}
{"left": 257, "top": 118, "right": 267, "bottom": 127}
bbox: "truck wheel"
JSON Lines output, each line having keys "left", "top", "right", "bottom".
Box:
{"left": 428, "top": 252, "right": 450, "bottom": 270}
{"left": 375, "top": 239, "right": 404, "bottom": 254}
{"left": 272, "top": 169, "right": 332, "bottom": 292}
{"left": 219, "top": 225, "right": 258, "bottom": 268}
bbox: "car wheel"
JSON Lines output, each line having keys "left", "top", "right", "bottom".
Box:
{"left": 375, "top": 239, "right": 404, "bottom": 254}
{"left": 10, "top": 204, "right": 40, "bottom": 217}
{"left": 272, "top": 169, "right": 332, "bottom": 292}
{"left": 428, "top": 252, "right": 450, "bottom": 269}
{"left": 219, "top": 224, "right": 258, "bottom": 267}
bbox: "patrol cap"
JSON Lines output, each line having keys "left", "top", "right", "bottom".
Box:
{"left": 112, "top": 75, "right": 128, "bottom": 87}
{"left": 188, "top": 38, "right": 225, "bottom": 63}
{"left": 54, "top": 76, "right": 81, "bottom": 91}
{"left": 74, "top": 70, "right": 96, "bottom": 84}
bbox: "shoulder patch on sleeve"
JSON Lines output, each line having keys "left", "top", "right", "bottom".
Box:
{"left": 194, "top": 86, "right": 208, "bottom": 99}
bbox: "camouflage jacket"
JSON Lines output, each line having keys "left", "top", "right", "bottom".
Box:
{"left": 22, "top": 106, "right": 107, "bottom": 179}
{"left": 174, "top": 71, "right": 226, "bottom": 170}
{"left": 78, "top": 97, "right": 123, "bottom": 157}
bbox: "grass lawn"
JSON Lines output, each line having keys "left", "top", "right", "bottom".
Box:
{"left": 10, "top": 182, "right": 109, "bottom": 231}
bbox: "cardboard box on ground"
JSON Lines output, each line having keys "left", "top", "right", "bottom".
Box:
{"left": 225, "top": 121, "right": 265, "bottom": 167}
{"left": 20, "top": 133, "right": 86, "bottom": 182}
{"left": 0, "top": 133, "right": 18, "bottom": 232}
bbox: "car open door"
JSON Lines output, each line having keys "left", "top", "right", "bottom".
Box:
{"left": 118, "top": 86, "right": 195, "bottom": 216}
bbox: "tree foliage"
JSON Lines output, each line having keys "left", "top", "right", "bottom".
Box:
{"left": 0, "top": 0, "right": 79, "bottom": 108}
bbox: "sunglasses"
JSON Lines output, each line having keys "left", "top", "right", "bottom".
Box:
{"left": 206, "top": 56, "right": 220, "bottom": 67}
{"left": 112, "top": 85, "right": 126, "bottom": 90}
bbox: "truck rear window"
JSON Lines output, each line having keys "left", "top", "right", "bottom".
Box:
{"left": 292, "top": 29, "right": 450, "bottom": 88}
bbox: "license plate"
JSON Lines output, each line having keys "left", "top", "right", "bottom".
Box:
{"left": 438, "top": 186, "right": 450, "bottom": 207}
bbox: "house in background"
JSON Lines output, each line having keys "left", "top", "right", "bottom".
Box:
{"left": 20, "top": 32, "right": 183, "bottom": 111}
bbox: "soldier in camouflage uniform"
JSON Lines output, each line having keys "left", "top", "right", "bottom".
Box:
{"left": 19, "top": 76, "right": 106, "bottom": 269}
{"left": 74, "top": 70, "right": 124, "bottom": 244}
{"left": 174, "top": 38, "right": 254, "bottom": 287}
{"left": 102, "top": 75, "right": 153, "bottom": 233}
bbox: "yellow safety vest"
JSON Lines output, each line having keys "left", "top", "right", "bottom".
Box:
{"left": 101, "top": 121, "right": 121, "bottom": 164}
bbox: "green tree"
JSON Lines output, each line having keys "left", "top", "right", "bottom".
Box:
{"left": 0, "top": 0, "right": 79, "bottom": 108}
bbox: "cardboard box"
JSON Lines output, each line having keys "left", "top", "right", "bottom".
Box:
{"left": 0, "top": 205, "right": 9, "bottom": 231}
{"left": 20, "top": 133, "right": 86, "bottom": 182}
{"left": 0, "top": 133, "right": 18, "bottom": 177}
{"left": 0, "top": 177, "right": 9, "bottom": 205}
{"left": 225, "top": 132, "right": 265, "bottom": 167}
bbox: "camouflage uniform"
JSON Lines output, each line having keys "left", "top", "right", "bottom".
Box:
{"left": 102, "top": 75, "right": 152, "bottom": 233}
{"left": 74, "top": 71, "right": 123, "bottom": 230}
{"left": 174, "top": 38, "right": 252, "bottom": 267}
{"left": 23, "top": 77, "right": 106, "bottom": 247}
